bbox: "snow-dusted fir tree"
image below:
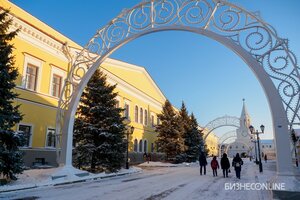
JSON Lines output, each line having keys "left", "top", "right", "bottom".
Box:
{"left": 0, "top": 10, "right": 25, "bottom": 181}
{"left": 185, "top": 113, "right": 202, "bottom": 162}
{"left": 155, "top": 100, "right": 184, "bottom": 161}
{"left": 73, "top": 69, "right": 126, "bottom": 173}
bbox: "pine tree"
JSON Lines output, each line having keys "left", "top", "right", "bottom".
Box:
{"left": 73, "top": 69, "right": 126, "bottom": 173}
{"left": 0, "top": 10, "right": 25, "bottom": 181}
{"left": 185, "top": 113, "right": 202, "bottom": 162}
{"left": 179, "top": 102, "right": 190, "bottom": 149}
{"left": 155, "top": 100, "right": 184, "bottom": 161}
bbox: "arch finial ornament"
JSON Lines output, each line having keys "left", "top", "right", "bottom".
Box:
{"left": 56, "top": 0, "right": 300, "bottom": 185}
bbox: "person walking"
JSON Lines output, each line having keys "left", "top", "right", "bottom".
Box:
{"left": 264, "top": 154, "right": 267, "bottom": 163}
{"left": 232, "top": 153, "right": 243, "bottom": 179}
{"left": 199, "top": 152, "right": 207, "bottom": 175}
{"left": 221, "top": 153, "right": 230, "bottom": 178}
{"left": 211, "top": 156, "right": 219, "bottom": 177}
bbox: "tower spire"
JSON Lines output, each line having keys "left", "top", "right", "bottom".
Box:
{"left": 240, "top": 98, "right": 250, "bottom": 128}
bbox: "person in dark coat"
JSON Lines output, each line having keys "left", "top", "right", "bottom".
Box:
{"left": 221, "top": 153, "right": 230, "bottom": 178}
{"left": 264, "top": 154, "right": 267, "bottom": 163}
{"left": 211, "top": 156, "right": 220, "bottom": 176}
{"left": 199, "top": 152, "right": 207, "bottom": 175}
{"left": 232, "top": 153, "right": 243, "bottom": 179}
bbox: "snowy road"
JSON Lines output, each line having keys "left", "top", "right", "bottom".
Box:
{"left": 0, "top": 160, "right": 274, "bottom": 200}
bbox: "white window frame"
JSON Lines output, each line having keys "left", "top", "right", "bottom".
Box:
{"left": 134, "top": 105, "right": 139, "bottom": 123}
{"left": 144, "top": 109, "right": 148, "bottom": 126}
{"left": 17, "top": 123, "right": 34, "bottom": 148}
{"left": 140, "top": 107, "right": 144, "bottom": 124}
{"left": 22, "top": 54, "right": 43, "bottom": 92}
{"left": 124, "top": 99, "right": 130, "bottom": 120}
{"left": 151, "top": 113, "right": 155, "bottom": 127}
{"left": 49, "top": 65, "right": 66, "bottom": 98}
{"left": 45, "top": 127, "right": 56, "bottom": 148}
{"left": 115, "top": 96, "right": 121, "bottom": 108}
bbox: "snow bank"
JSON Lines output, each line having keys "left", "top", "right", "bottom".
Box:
{"left": 0, "top": 166, "right": 142, "bottom": 193}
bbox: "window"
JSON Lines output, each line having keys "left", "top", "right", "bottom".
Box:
{"left": 115, "top": 100, "right": 120, "bottom": 108}
{"left": 134, "top": 139, "right": 138, "bottom": 152}
{"left": 139, "top": 139, "right": 143, "bottom": 152}
{"left": 25, "top": 64, "right": 38, "bottom": 91}
{"left": 151, "top": 143, "right": 154, "bottom": 152}
{"left": 140, "top": 108, "right": 143, "bottom": 124}
{"left": 157, "top": 118, "right": 160, "bottom": 125}
{"left": 18, "top": 124, "right": 32, "bottom": 147}
{"left": 46, "top": 128, "right": 56, "bottom": 148}
{"left": 52, "top": 74, "right": 62, "bottom": 97}
{"left": 22, "top": 54, "right": 43, "bottom": 92}
{"left": 124, "top": 103, "right": 129, "bottom": 119}
{"left": 151, "top": 115, "right": 155, "bottom": 127}
{"left": 262, "top": 145, "right": 265, "bottom": 148}
{"left": 242, "top": 146, "right": 245, "bottom": 149}
{"left": 135, "top": 106, "right": 139, "bottom": 123}
{"left": 144, "top": 110, "right": 148, "bottom": 126}
{"left": 269, "top": 145, "right": 272, "bottom": 148}
{"left": 144, "top": 140, "right": 147, "bottom": 152}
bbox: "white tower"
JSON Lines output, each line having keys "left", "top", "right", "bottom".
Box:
{"left": 227, "top": 99, "right": 253, "bottom": 157}
{"left": 236, "top": 99, "right": 251, "bottom": 141}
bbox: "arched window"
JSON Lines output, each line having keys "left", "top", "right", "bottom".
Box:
{"left": 134, "top": 139, "right": 138, "bottom": 152}
{"left": 151, "top": 115, "right": 155, "bottom": 127}
{"left": 144, "top": 140, "right": 147, "bottom": 152}
{"left": 151, "top": 143, "right": 154, "bottom": 152}
{"left": 139, "top": 139, "right": 143, "bottom": 152}
{"left": 144, "top": 110, "right": 148, "bottom": 126}
{"left": 140, "top": 108, "right": 143, "bottom": 124}
{"left": 124, "top": 103, "right": 129, "bottom": 119}
{"left": 135, "top": 106, "right": 138, "bottom": 123}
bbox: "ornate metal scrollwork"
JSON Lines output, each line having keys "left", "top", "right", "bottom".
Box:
{"left": 56, "top": 0, "right": 300, "bottom": 151}
{"left": 203, "top": 115, "right": 240, "bottom": 140}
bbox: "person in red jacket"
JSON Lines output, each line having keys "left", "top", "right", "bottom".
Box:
{"left": 211, "top": 156, "right": 220, "bottom": 177}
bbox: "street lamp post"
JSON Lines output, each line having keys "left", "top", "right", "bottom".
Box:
{"left": 249, "top": 124, "right": 264, "bottom": 173}
{"left": 126, "top": 125, "right": 134, "bottom": 169}
{"left": 251, "top": 137, "right": 258, "bottom": 164}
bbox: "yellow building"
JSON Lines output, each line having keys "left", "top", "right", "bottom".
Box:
{"left": 1, "top": 1, "right": 215, "bottom": 166}
{"left": 1, "top": 1, "right": 167, "bottom": 166}
{"left": 201, "top": 128, "right": 219, "bottom": 156}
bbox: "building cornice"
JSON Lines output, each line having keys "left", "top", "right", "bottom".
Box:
{"left": 102, "top": 68, "right": 164, "bottom": 111}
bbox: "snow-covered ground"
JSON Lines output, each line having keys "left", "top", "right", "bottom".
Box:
{"left": 0, "top": 166, "right": 141, "bottom": 193}
{"left": 0, "top": 159, "right": 284, "bottom": 200}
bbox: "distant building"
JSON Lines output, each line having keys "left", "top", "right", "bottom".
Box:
{"left": 259, "top": 139, "right": 276, "bottom": 159}
{"left": 201, "top": 128, "right": 219, "bottom": 156}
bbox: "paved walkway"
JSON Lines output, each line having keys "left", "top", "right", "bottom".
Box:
{"left": 0, "top": 159, "right": 282, "bottom": 200}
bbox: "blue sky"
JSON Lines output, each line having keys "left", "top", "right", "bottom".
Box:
{"left": 11, "top": 0, "right": 300, "bottom": 139}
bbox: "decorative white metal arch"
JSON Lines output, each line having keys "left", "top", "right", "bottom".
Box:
{"left": 203, "top": 115, "right": 240, "bottom": 140}
{"left": 218, "top": 131, "right": 237, "bottom": 157}
{"left": 218, "top": 130, "right": 237, "bottom": 144}
{"left": 56, "top": 0, "right": 300, "bottom": 181}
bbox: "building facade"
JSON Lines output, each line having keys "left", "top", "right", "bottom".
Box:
{"left": 1, "top": 1, "right": 168, "bottom": 167}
